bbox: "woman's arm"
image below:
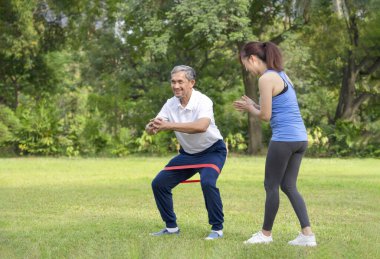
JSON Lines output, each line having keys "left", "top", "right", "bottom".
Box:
{"left": 256, "top": 75, "right": 273, "bottom": 121}
{"left": 233, "top": 75, "right": 273, "bottom": 122}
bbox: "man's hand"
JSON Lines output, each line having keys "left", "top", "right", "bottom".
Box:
{"left": 145, "top": 118, "right": 160, "bottom": 135}
{"left": 151, "top": 117, "right": 171, "bottom": 132}
{"left": 145, "top": 117, "right": 169, "bottom": 135}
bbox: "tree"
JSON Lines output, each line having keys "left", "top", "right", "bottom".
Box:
{"left": 0, "top": 0, "right": 68, "bottom": 109}
{"left": 334, "top": 0, "right": 380, "bottom": 121}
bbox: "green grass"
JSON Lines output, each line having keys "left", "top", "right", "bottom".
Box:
{"left": 0, "top": 157, "right": 379, "bottom": 258}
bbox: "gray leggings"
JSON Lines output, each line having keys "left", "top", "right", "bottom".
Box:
{"left": 263, "top": 141, "right": 310, "bottom": 231}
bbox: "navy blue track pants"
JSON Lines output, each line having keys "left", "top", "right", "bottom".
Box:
{"left": 151, "top": 140, "right": 227, "bottom": 231}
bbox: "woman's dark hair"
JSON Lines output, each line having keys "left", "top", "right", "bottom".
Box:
{"left": 240, "top": 41, "right": 283, "bottom": 71}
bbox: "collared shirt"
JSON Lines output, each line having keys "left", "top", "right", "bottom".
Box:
{"left": 157, "top": 89, "right": 223, "bottom": 154}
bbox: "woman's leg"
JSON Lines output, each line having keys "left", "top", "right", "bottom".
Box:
{"left": 262, "top": 141, "right": 292, "bottom": 232}
{"left": 280, "top": 142, "right": 311, "bottom": 232}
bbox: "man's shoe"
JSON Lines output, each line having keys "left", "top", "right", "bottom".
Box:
{"left": 205, "top": 231, "right": 223, "bottom": 240}
{"left": 244, "top": 231, "right": 273, "bottom": 244}
{"left": 150, "top": 228, "right": 180, "bottom": 236}
{"left": 288, "top": 233, "right": 317, "bottom": 247}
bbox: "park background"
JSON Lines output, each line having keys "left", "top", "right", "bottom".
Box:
{"left": 1, "top": 0, "right": 380, "bottom": 258}
{"left": 0, "top": 0, "right": 379, "bottom": 157}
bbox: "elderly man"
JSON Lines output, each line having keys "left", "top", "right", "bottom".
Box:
{"left": 146, "top": 65, "right": 227, "bottom": 240}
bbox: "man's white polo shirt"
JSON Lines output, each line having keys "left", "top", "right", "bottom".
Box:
{"left": 157, "top": 89, "right": 223, "bottom": 154}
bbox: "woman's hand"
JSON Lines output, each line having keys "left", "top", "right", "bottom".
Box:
{"left": 233, "top": 95, "right": 258, "bottom": 113}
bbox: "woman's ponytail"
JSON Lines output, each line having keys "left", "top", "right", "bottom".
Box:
{"left": 240, "top": 41, "right": 283, "bottom": 71}
{"left": 263, "top": 42, "right": 283, "bottom": 71}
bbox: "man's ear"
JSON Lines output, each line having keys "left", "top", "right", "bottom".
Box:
{"left": 190, "top": 80, "right": 195, "bottom": 88}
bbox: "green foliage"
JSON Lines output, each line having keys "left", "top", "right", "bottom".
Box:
{"left": 0, "top": 0, "right": 69, "bottom": 108}
{"left": 135, "top": 131, "right": 178, "bottom": 155}
{"left": 0, "top": 105, "right": 20, "bottom": 145}
{"left": 330, "top": 120, "right": 380, "bottom": 157}
{"left": 110, "top": 127, "right": 135, "bottom": 156}
{"left": 306, "top": 126, "right": 330, "bottom": 156}
{"left": 0, "top": 0, "right": 379, "bottom": 157}
{"left": 16, "top": 98, "right": 62, "bottom": 155}
{"left": 79, "top": 109, "right": 111, "bottom": 156}
{"left": 225, "top": 133, "right": 247, "bottom": 153}
{"left": 306, "top": 120, "right": 380, "bottom": 157}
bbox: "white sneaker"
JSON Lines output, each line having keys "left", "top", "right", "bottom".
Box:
{"left": 244, "top": 231, "right": 273, "bottom": 244}
{"left": 288, "top": 233, "right": 317, "bottom": 247}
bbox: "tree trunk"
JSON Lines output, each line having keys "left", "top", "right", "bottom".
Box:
{"left": 14, "top": 84, "right": 19, "bottom": 110}
{"left": 242, "top": 68, "right": 263, "bottom": 155}
{"left": 334, "top": 54, "right": 374, "bottom": 121}
{"left": 334, "top": 2, "right": 365, "bottom": 121}
{"left": 334, "top": 51, "right": 357, "bottom": 121}
{"left": 11, "top": 77, "right": 20, "bottom": 110}
{"left": 333, "top": 0, "right": 345, "bottom": 18}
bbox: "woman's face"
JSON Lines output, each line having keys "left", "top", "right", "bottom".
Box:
{"left": 242, "top": 55, "right": 260, "bottom": 76}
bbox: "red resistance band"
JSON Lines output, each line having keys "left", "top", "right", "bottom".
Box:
{"left": 163, "top": 164, "right": 221, "bottom": 183}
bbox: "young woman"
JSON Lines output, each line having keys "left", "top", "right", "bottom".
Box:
{"left": 233, "top": 41, "right": 317, "bottom": 246}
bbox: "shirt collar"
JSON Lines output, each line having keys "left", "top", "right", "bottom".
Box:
{"left": 177, "top": 89, "right": 196, "bottom": 110}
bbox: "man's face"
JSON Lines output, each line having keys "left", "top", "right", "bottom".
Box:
{"left": 170, "top": 71, "right": 195, "bottom": 99}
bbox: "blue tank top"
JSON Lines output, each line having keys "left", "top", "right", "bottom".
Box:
{"left": 265, "top": 70, "right": 308, "bottom": 141}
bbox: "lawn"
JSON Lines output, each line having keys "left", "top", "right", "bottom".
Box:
{"left": 0, "top": 157, "right": 379, "bottom": 258}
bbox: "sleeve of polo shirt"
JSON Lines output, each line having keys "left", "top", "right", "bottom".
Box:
{"left": 156, "top": 100, "right": 170, "bottom": 121}
{"left": 197, "top": 96, "right": 214, "bottom": 120}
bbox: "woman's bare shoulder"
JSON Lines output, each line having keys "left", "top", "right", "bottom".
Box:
{"left": 259, "top": 71, "right": 282, "bottom": 84}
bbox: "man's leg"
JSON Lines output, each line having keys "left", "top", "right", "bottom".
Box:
{"left": 199, "top": 167, "right": 224, "bottom": 231}
{"left": 152, "top": 168, "right": 196, "bottom": 228}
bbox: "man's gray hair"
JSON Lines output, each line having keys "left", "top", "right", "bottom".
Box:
{"left": 171, "top": 65, "right": 196, "bottom": 81}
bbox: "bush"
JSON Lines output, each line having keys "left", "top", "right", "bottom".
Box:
{"left": 135, "top": 131, "right": 178, "bottom": 154}
{"left": 16, "top": 99, "right": 62, "bottom": 155}
{"left": 110, "top": 127, "right": 136, "bottom": 156}
{"left": 0, "top": 105, "right": 21, "bottom": 146}
{"left": 306, "top": 126, "right": 330, "bottom": 156}
{"left": 225, "top": 133, "right": 247, "bottom": 153}
{"left": 306, "top": 120, "right": 380, "bottom": 157}
{"left": 329, "top": 120, "right": 380, "bottom": 157}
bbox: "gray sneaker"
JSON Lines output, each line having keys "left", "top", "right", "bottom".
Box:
{"left": 205, "top": 231, "right": 223, "bottom": 240}
{"left": 150, "top": 228, "right": 180, "bottom": 236}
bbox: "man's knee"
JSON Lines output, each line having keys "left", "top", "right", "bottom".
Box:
{"left": 151, "top": 172, "right": 167, "bottom": 190}
{"left": 200, "top": 172, "right": 218, "bottom": 189}
{"left": 201, "top": 179, "right": 216, "bottom": 189}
